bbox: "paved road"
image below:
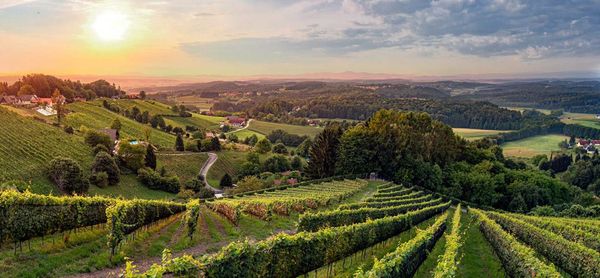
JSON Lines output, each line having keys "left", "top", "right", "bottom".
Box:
{"left": 199, "top": 152, "right": 224, "bottom": 194}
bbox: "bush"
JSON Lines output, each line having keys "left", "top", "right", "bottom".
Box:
{"left": 272, "top": 143, "right": 288, "bottom": 154}
{"left": 92, "top": 144, "right": 110, "bottom": 155}
{"left": 198, "top": 187, "right": 216, "bottom": 199}
{"left": 84, "top": 130, "right": 113, "bottom": 150}
{"left": 47, "top": 157, "right": 88, "bottom": 194}
{"left": 90, "top": 171, "right": 109, "bottom": 188}
{"left": 529, "top": 205, "right": 556, "bottom": 216}
{"left": 64, "top": 126, "right": 74, "bottom": 134}
{"left": 118, "top": 141, "right": 146, "bottom": 171}
{"left": 254, "top": 138, "right": 272, "bottom": 153}
{"left": 183, "top": 179, "right": 203, "bottom": 192}
{"left": 220, "top": 173, "right": 233, "bottom": 188}
{"left": 262, "top": 155, "right": 291, "bottom": 173}
{"left": 137, "top": 168, "right": 180, "bottom": 193}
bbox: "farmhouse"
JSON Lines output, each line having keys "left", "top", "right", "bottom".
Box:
{"left": 18, "top": 94, "right": 39, "bottom": 105}
{"left": 0, "top": 95, "right": 18, "bottom": 105}
{"left": 99, "top": 128, "right": 119, "bottom": 142}
{"left": 577, "top": 139, "right": 600, "bottom": 154}
{"left": 38, "top": 98, "right": 53, "bottom": 107}
{"left": 225, "top": 116, "right": 247, "bottom": 127}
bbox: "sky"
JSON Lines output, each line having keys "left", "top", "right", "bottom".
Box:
{"left": 1, "top": 0, "right": 600, "bottom": 79}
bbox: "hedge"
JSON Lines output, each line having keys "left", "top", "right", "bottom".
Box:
{"left": 0, "top": 190, "right": 112, "bottom": 243}
{"left": 487, "top": 211, "right": 600, "bottom": 277}
{"left": 337, "top": 194, "right": 434, "bottom": 210}
{"left": 355, "top": 212, "right": 448, "bottom": 278}
{"left": 185, "top": 200, "right": 201, "bottom": 240}
{"left": 471, "top": 209, "right": 562, "bottom": 278}
{"left": 298, "top": 198, "right": 445, "bottom": 232}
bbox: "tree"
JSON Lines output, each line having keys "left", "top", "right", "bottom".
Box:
{"left": 17, "top": 84, "right": 36, "bottom": 96}
{"left": 262, "top": 155, "right": 291, "bottom": 173}
{"left": 47, "top": 157, "right": 87, "bottom": 194}
{"left": 145, "top": 144, "right": 157, "bottom": 170}
{"left": 51, "top": 89, "right": 65, "bottom": 125}
{"left": 91, "top": 151, "right": 120, "bottom": 185}
{"left": 232, "top": 176, "right": 264, "bottom": 194}
{"left": 238, "top": 162, "right": 261, "bottom": 178}
{"left": 92, "top": 144, "right": 110, "bottom": 155}
{"left": 220, "top": 173, "right": 233, "bottom": 188}
{"left": 118, "top": 142, "right": 146, "bottom": 171}
{"left": 255, "top": 138, "right": 272, "bottom": 153}
{"left": 296, "top": 138, "right": 313, "bottom": 158}
{"left": 291, "top": 156, "right": 303, "bottom": 171}
{"left": 139, "top": 90, "right": 146, "bottom": 99}
{"left": 110, "top": 118, "right": 122, "bottom": 131}
{"left": 336, "top": 124, "right": 377, "bottom": 175}
{"left": 272, "top": 143, "right": 288, "bottom": 154}
{"left": 210, "top": 137, "right": 221, "bottom": 151}
{"left": 306, "top": 124, "right": 342, "bottom": 179}
{"left": 244, "top": 134, "right": 259, "bottom": 146}
{"left": 246, "top": 152, "right": 260, "bottom": 165}
{"left": 84, "top": 130, "right": 112, "bottom": 150}
{"left": 175, "top": 134, "right": 185, "bottom": 151}
{"left": 228, "top": 133, "right": 239, "bottom": 143}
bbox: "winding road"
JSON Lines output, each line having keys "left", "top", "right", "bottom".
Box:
{"left": 199, "top": 152, "right": 224, "bottom": 195}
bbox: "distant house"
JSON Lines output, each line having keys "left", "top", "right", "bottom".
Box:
{"left": 0, "top": 95, "right": 18, "bottom": 105}
{"left": 99, "top": 128, "right": 119, "bottom": 142}
{"left": 126, "top": 94, "right": 140, "bottom": 99}
{"left": 17, "top": 95, "right": 39, "bottom": 105}
{"left": 577, "top": 139, "right": 600, "bottom": 154}
{"left": 38, "top": 98, "right": 53, "bottom": 107}
{"left": 226, "top": 116, "right": 246, "bottom": 127}
{"left": 74, "top": 97, "right": 87, "bottom": 102}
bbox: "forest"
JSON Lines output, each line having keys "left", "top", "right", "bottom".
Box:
{"left": 0, "top": 74, "right": 125, "bottom": 101}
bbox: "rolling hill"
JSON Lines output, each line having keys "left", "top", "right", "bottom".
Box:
{"left": 0, "top": 106, "right": 93, "bottom": 194}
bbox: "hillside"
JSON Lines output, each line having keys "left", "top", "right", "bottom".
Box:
{"left": 65, "top": 101, "right": 177, "bottom": 148}
{"left": 0, "top": 106, "right": 92, "bottom": 193}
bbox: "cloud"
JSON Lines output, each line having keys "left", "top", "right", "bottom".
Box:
{"left": 178, "top": 0, "right": 600, "bottom": 61}
{"left": 0, "top": 0, "right": 37, "bottom": 9}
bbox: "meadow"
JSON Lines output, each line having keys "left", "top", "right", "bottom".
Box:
{"left": 501, "top": 134, "right": 569, "bottom": 157}
{"left": 248, "top": 120, "right": 322, "bottom": 137}
{"left": 452, "top": 128, "right": 511, "bottom": 140}
{"left": 561, "top": 112, "right": 600, "bottom": 129}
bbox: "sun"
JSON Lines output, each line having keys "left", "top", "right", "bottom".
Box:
{"left": 91, "top": 11, "right": 130, "bottom": 41}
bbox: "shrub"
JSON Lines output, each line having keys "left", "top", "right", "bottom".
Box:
{"left": 198, "top": 187, "right": 216, "bottom": 199}
{"left": 84, "top": 130, "right": 112, "bottom": 150}
{"left": 92, "top": 144, "right": 110, "bottom": 155}
{"left": 137, "top": 168, "right": 180, "bottom": 193}
{"left": 90, "top": 171, "right": 109, "bottom": 188}
{"left": 220, "top": 173, "right": 233, "bottom": 188}
{"left": 272, "top": 143, "right": 288, "bottom": 154}
{"left": 64, "top": 125, "right": 74, "bottom": 134}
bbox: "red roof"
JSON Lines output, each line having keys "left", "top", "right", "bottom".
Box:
{"left": 38, "top": 98, "right": 53, "bottom": 104}
{"left": 229, "top": 118, "right": 246, "bottom": 124}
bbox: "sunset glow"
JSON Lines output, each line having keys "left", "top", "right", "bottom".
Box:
{"left": 91, "top": 11, "right": 130, "bottom": 42}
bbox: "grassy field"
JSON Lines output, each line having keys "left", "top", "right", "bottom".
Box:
{"left": 105, "top": 99, "right": 174, "bottom": 115}
{"left": 206, "top": 150, "right": 272, "bottom": 187}
{"left": 248, "top": 120, "right": 322, "bottom": 137}
{"left": 163, "top": 114, "right": 224, "bottom": 131}
{"left": 505, "top": 107, "right": 553, "bottom": 115}
{"left": 453, "top": 128, "right": 511, "bottom": 140}
{"left": 88, "top": 174, "right": 175, "bottom": 200}
{"left": 65, "top": 101, "right": 177, "bottom": 149}
{"left": 157, "top": 153, "right": 208, "bottom": 184}
{"left": 501, "top": 134, "right": 569, "bottom": 158}
{"left": 173, "top": 95, "right": 214, "bottom": 111}
{"left": 561, "top": 112, "right": 600, "bottom": 129}
{"left": 0, "top": 106, "right": 93, "bottom": 194}
{"left": 228, "top": 129, "right": 266, "bottom": 141}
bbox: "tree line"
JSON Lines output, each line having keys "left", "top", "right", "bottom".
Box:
{"left": 304, "top": 109, "right": 599, "bottom": 214}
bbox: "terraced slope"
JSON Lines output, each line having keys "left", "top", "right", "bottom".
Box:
{"left": 65, "top": 101, "right": 176, "bottom": 148}
{"left": 0, "top": 106, "right": 92, "bottom": 193}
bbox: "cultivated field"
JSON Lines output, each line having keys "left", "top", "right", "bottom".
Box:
{"left": 561, "top": 112, "right": 600, "bottom": 129}
{"left": 501, "top": 134, "right": 569, "bottom": 157}
{"left": 0, "top": 106, "right": 93, "bottom": 194}
{"left": 65, "top": 101, "right": 177, "bottom": 148}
